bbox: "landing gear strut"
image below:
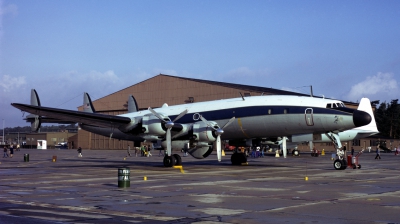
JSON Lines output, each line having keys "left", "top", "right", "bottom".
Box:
{"left": 325, "top": 132, "right": 347, "bottom": 170}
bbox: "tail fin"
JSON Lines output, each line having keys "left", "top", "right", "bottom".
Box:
{"left": 127, "top": 95, "right": 138, "bottom": 113}
{"left": 83, "top": 92, "right": 96, "bottom": 113}
{"left": 26, "top": 89, "right": 42, "bottom": 132}
{"left": 355, "top": 98, "right": 379, "bottom": 134}
{"left": 31, "top": 89, "right": 41, "bottom": 106}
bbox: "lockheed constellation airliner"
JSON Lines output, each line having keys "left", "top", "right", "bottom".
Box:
{"left": 12, "top": 89, "right": 372, "bottom": 169}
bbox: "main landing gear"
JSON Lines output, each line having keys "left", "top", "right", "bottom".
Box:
{"left": 231, "top": 153, "right": 247, "bottom": 165}
{"left": 163, "top": 154, "right": 182, "bottom": 167}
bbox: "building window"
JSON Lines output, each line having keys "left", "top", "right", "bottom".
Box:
{"left": 352, "top": 140, "right": 360, "bottom": 146}
{"left": 244, "top": 93, "right": 251, "bottom": 97}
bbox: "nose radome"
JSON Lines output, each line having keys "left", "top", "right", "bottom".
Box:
{"left": 353, "top": 110, "right": 372, "bottom": 127}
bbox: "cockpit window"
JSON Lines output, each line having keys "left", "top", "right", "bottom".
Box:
{"left": 326, "top": 103, "right": 332, "bottom": 108}
{"left": 333, "top": 103, "right": 338, "bottom": 108}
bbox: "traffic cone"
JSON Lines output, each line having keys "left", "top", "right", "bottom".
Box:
{"left": 222, "top": 150, "right": 225, "bottom": 156}
{"left": 321, "top": 149, "right": 325, "bottom": 156}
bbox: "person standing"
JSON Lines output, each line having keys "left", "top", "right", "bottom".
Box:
{"left": 3, "top": 146, "right": 8, "bottom": 158}
{"left": 16, "top": 144, "right": 20, "bottom": 151}
{"left": 375, "top": 145, "right": 381, "bottom": 159}
{"left": 135, "top": 147, "right": 139, "bottom": 157}
{"left": 351, "top": 147, "right": 355, "bottom": 156}
{"left": 127, "top": 144, "right": 131, "bottom": 157}
{"left": 77, "top": 147, "right": 83, "bottom": 157}
{"left": 9, "top": 145, "right": 14, "bottom": 158}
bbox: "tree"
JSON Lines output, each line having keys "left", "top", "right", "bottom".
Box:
{"left": 375, "top": 99, "right": 400, "bottom": 138}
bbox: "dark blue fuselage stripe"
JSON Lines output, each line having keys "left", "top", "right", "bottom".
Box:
{"left": 170, "top": 106, "right": 354, "bottom": 124}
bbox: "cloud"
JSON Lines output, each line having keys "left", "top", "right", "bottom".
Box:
{"left": 347, "top": 72, "right": 398, "bottom": 102}
{"left": 0, "top": 75, "right": 26, "bottom": 92}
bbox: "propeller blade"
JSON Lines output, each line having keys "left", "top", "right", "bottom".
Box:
{"left": 216, "top": 135, "right": 221, "bottom": 162}
{"left": 166, "top": 127, "right": 172, "bottom": 156}
{"left": 221, "top": 117, "right": 236, "bottom": 129}
{"left": 199, "top": 115, "right": 217, "bottom": 130}
{"left": 173, "top": 109, "right": 188, "bottom": 122}
{"left": 148, "top": 107, "right": 168, "bottom": 122}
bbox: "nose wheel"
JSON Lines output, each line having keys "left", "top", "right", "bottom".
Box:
{"left": 333, "top": 159, "right": 347, "bottom": 170}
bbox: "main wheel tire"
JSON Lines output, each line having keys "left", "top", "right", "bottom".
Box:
{"left": 163, "top": 156, "right": 175, "bottom": 167}
{"left": 357, "top": 164, "right": 361, "bottom": 169}
{"left": 340, "top": 160, "right": 347, "bottom": 170}
{"left": 173, "top": 154, "right": 182, "bottom": 165}
{"left": 231, "top": 153, "right": 241, "bottom": 165}
{"left": 238, "top": 153, "right": 247, "bottom": 164}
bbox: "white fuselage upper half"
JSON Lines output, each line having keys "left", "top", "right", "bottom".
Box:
{"left": 117, "top": 95, "right": 369, "bottom": 140}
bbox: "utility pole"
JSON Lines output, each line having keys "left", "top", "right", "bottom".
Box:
{"left": 2, "top": 119, "right": 4, "bottom": 145}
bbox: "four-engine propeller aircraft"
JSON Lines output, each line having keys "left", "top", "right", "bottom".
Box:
{"left": 12, "top": 89, "right": 372, "bottom": 168}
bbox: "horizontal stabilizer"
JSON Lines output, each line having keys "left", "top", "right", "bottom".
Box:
{"left": 12, "top": 103, "right": 132, "bottom": 128}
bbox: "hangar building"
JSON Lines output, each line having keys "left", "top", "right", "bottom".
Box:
{"left": 72, "top": 74, "right": 374, "bottom": 151}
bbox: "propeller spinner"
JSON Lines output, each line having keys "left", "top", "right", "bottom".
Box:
{"left": 148, "top": 107, "right": 188, "bottom": 157}
{"left": 199, "top": 116, "right": 236, "bottom": 162}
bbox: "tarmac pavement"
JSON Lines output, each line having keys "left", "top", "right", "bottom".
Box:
{"left": 1, "top": 148, "right": 400, "bottom": 224}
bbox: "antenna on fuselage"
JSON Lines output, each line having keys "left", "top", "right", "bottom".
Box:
{"left": 239, "top": 92, "right": 245, "bottom": 101}
{"left": 310, "top": 85, "right": 313, "bottom": 97}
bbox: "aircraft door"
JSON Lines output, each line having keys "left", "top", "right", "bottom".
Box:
{"left": 305, "top": 108, "right": 314, "bottom": 126}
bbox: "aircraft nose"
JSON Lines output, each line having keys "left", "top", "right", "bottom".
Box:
{"left": 353, "top": 110, "right": 372, "bottom": 127}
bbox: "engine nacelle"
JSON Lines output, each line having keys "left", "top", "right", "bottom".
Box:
{"left": 118, "top": 117, "right": 141, "bottom": 132}
{"left": 141, "top": 114, "right": 167, "bottom": 136}
{"left": 187, "top": 142, "right": 213, "bottom": 159}
{"left": 192, "top": 121, "right": 217, "bottom": 143}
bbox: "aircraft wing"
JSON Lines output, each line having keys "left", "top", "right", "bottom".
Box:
{"left": 12, "top": 103, "right": 132, "bottom": 128}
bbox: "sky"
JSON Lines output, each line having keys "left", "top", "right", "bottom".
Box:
{"left": 0, "top": 0, "right": 399, "bottom": 128}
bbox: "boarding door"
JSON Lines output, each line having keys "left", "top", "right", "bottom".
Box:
{"left": 305, "top": 108, "right": 314, "bottom": 126}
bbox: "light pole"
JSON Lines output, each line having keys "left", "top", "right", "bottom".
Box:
{"left": 2, "top": 119, "right": 4, "bottom": 145}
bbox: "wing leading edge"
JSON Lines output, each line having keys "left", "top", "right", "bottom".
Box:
{"left": 11, "top": 103, "right": 132, "bottom": 128}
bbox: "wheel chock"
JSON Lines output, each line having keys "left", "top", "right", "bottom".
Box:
{"left": 304, "top": 176, "right": 309, "bottom": 181}
{"left": 173, "top": 165, "right": 185, "bottom": 174}
{"left": 143, "top": 176, "right": 147, "bottom": 181}
{"left": 241, "top": 162, "right": 248, "bottom": 165}
{"left": 275, "top": 150, "right": 280, "bottom": 158}
{"left": 321, "top": 149, "right": 325, "bottom": 156}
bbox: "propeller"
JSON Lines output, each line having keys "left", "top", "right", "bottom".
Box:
{"left": 148, "top": 107, "right": 188, "bottom": 156}
{"left": 199, "top": 116, "right": 235, "bottom": 162}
